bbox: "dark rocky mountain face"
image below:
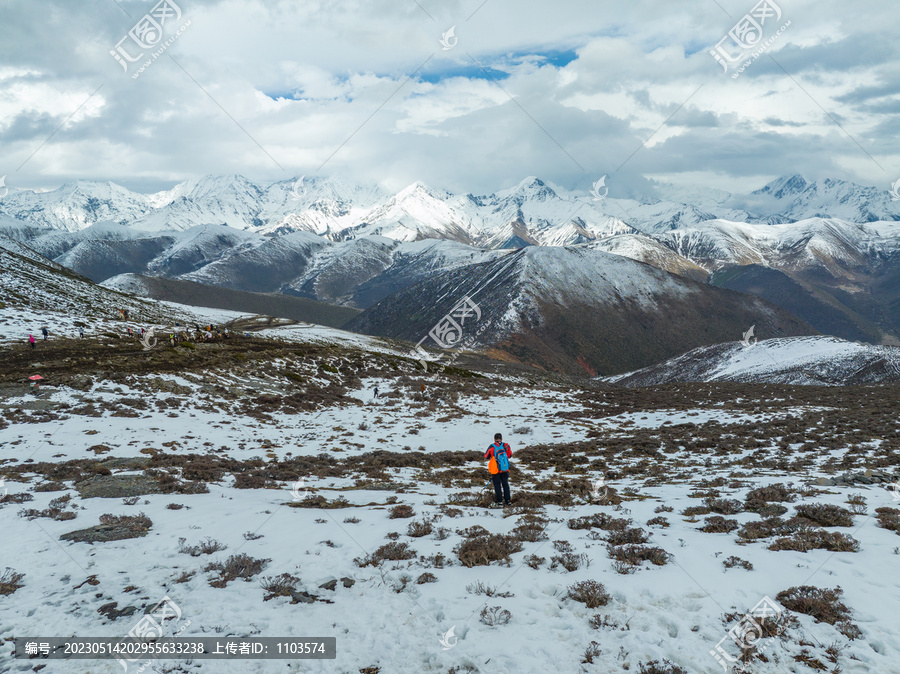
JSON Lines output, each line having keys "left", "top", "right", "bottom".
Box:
{"left": 346, "top": 247, "right": 814, "bottom": 376}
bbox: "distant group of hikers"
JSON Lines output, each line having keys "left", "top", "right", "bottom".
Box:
{"left": 26, "top": 326, "right": 51, "bottom": 348}
{"left": 166, "top": 324, "right": 229, "bottom": 346}
{"left": 123, "top": 326, "right": 151, "bottom": 339}
{"left": 25, "top": 320, "right": 237, "bottom": 349}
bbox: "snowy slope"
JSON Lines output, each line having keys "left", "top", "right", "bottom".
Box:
{"left": 0, "top": 236, "right": 216, "bottom": 341}
{"left": 585, "top": 234, "right": 709, "bottom": 282}
{"left": 655, "top": 218, "right": 900, "bottom": 274}
{"left": 0, "top": 181, "right": 155, "bottom": 231}
{"left": 749, "top": 175, "right": 900, "bottom": 223}
{"left": 607, "top": 336, "right": 900, "bottom": 386}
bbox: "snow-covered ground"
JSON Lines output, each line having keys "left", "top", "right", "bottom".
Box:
{"left": 3, "top": 319, "right": 900, "bottom": 674}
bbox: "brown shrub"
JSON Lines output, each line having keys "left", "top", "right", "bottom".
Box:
{"left": 582, "top": 641, "right": 602, "bottom": 664}
{"left": 551, "top": 551, "right": 590, "bottom": 572}
{"left": 681, "top": 505, "right": 710, "bottom": 517}
{"left": 524, "top": 554, "right": 544, "bottom": 569}
{"left": 34, "top": 481, "right": 66, "bottom": 492}
{"left": 722, "top": 556, "right": 753, "bottom": 571}
{"left": 406, "top": 520, "right": 432, "bottom": 537}
{"left": 389, "top": 504, "right": 415, "bottom": 519}
{"left": 606, "top": 527, "right": 650, "bottom": 546}
{"left": 456, "top": 525, "right": 490, "bottom": 539}
{"left": 19, "top": 498, "right": 78, "bottom": 521}
{"left": 355, "top": 542, "right": 417, "bottom": 567}
{"left": 288, "top": 495, "right": 351, "bottom": 509}
{"left": 700, "top": 516, "right": 739, "bottom": 533}
{"left": 0, "top": 493, "right": 33, "bottom": 505}
{"left": 705, "top": 497, "right": 743, "bottom": 515}
{"left": 479, "top": 606, "right": 512, "bottom": 626}
{"left": 206, "top": 554, "right": 270, "bottom": 588}
{"left": 232, "top": 473, "right": 269, "bottom": 490}
{"left": 775, "top": 585, "right": 861, "bottom": 639}
{"left": 511, "top": 520, "right": 548, "bottom": 542}
{"left": 260, "top": 573, "right": 300, "bottom": 600}
{"left": 746, "top": 483, "right": 795, "bottom": 503}
{"left": 466, "top": 580, "right": 513, "bottom": 597}
{"left": 567, "top": 580, "right": 611, "bottom": 608}
{"left": 0, "top": 568, "right": 25, "bottom": 596}
{"left": 638, "top": 660, "right": 687, "bottom": 674}
{"left": 607, "top": 544, "right": 669, "bottom": 567}
{"left": 647, "top": 516, "right": 669, "bottom": 528}
{"left": 744, "top": 500, "right": 789, "bottom": 517}
{"left": 456, "top": 534, "right": 523, "bottom": 567}
{"left": 178, "top": 537, "right": 227, "bottom": 556}
{"left": 416, "top": 572, "right": 437, "bottom": 584}
{"left": 737, "top": 517, "right": 794, "bottom": 541}
{"left": 568, "top": 513, "right": 629, "bottom": 531}
{"left": 875, "top": 507, "right": 900, "bottom": 534}
{"left": 768, "top": 530, "right": 860, "bottom": 553}
{"left": 793, "top": 504, "right": 853, "bottom": 527}
{"left": 99, "top": 513, "right": 152, "bottom": 531}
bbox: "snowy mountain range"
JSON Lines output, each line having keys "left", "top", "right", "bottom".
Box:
{"left": 3, "top": 173, "right": 898, "bottom": 244}
{"left": 3, "top": 173, "right": 900, "bottom": 348}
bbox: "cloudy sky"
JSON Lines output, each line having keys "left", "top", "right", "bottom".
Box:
{"left": 1, "top": 0, "right": 898, "bottom": 197}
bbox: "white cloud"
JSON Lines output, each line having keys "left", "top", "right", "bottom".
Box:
{"left": 0, "top": 0, "right": 897, "bottom": 195}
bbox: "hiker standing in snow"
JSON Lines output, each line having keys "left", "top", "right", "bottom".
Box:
{"left": 28, "top": 334, "right": 36, "bottom": 349}
{"left": 79, "top": 326, "right": 84, "bottom": 339}
{"left": 41, "top": 327, "right": 49, "bottom": 341}
{"left": 485, "top": 433, "right": 513, "bottom": 507}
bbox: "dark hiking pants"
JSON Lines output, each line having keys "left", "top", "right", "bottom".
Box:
{"left": 491, "top": 472, "right": 510, "bottom": 503}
